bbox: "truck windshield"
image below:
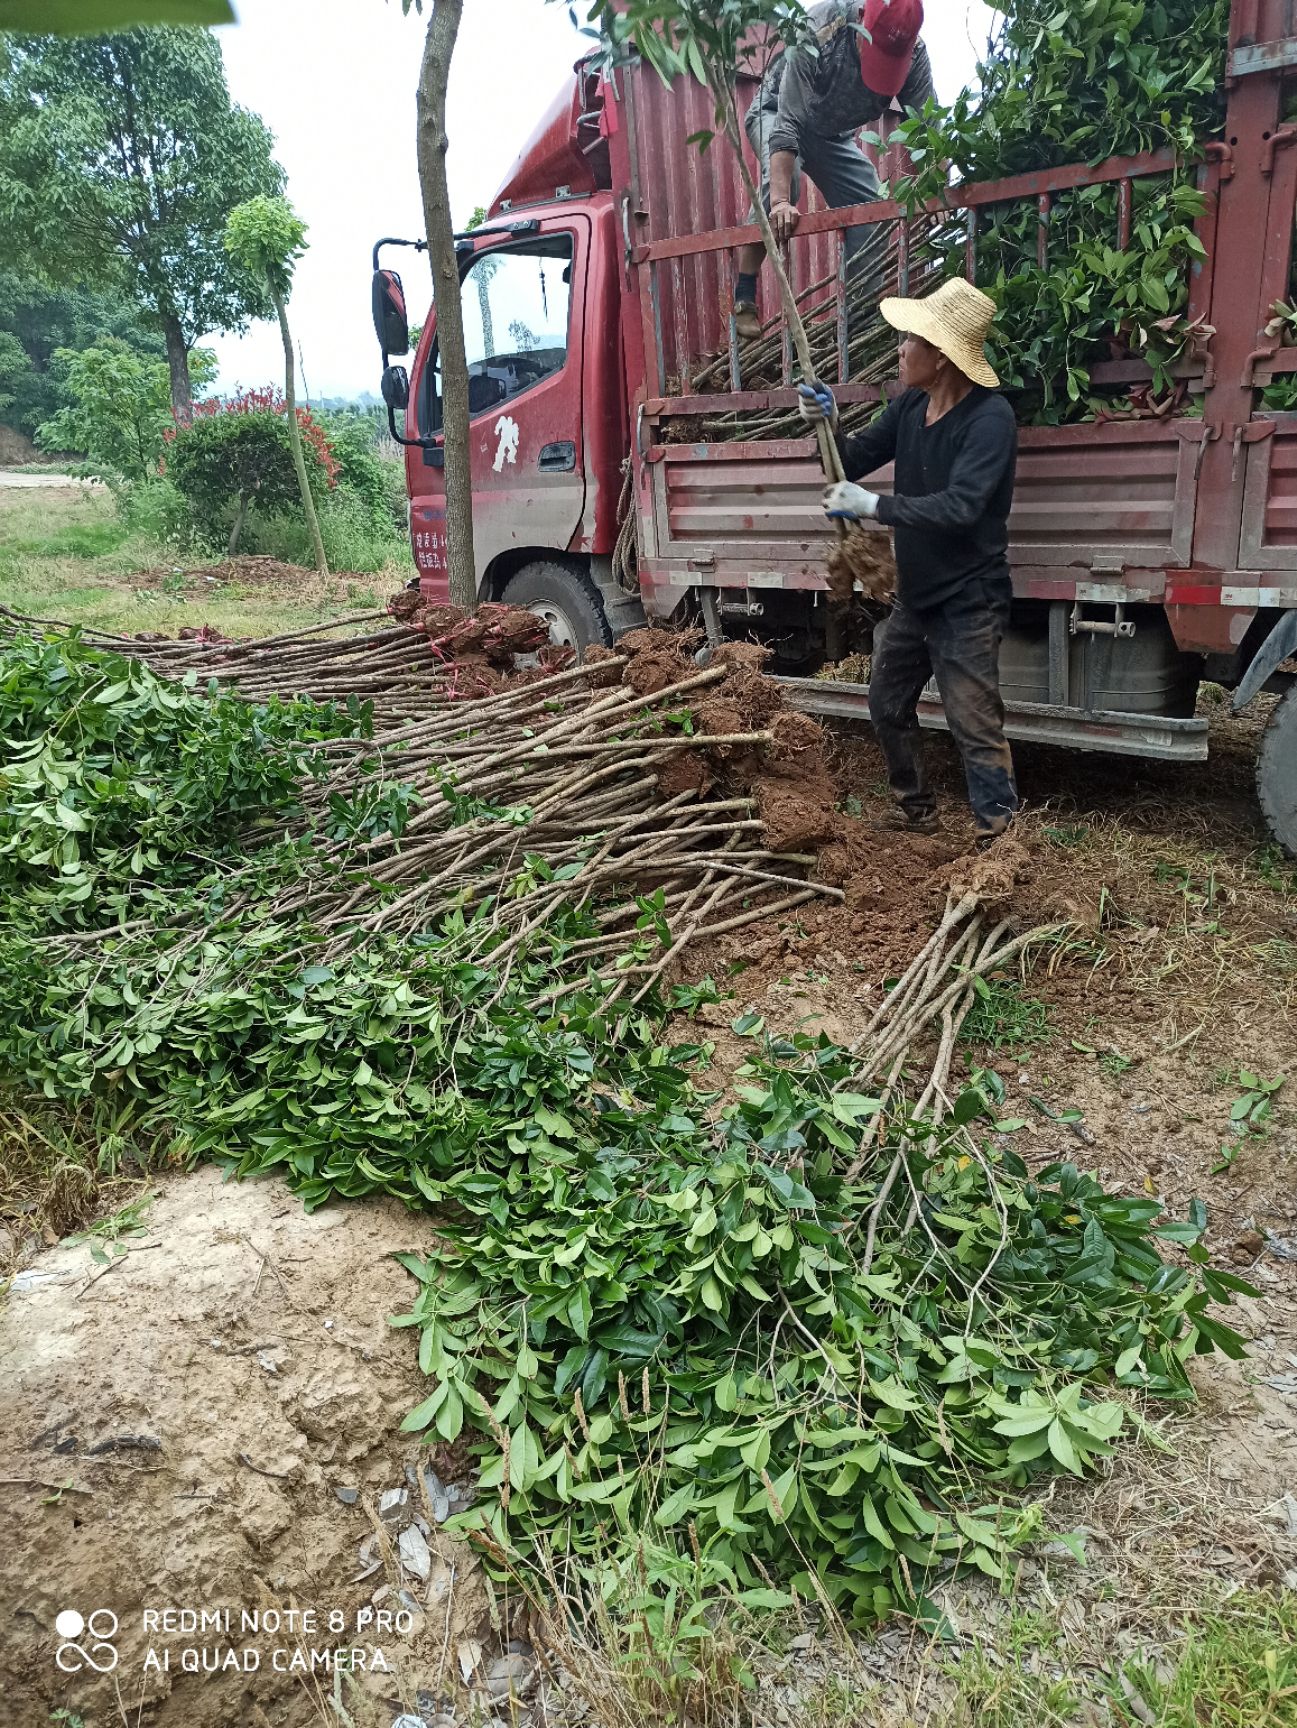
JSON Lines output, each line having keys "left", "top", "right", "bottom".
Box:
{"left": 420, "top": 234, "right": 574, "bottom": 430}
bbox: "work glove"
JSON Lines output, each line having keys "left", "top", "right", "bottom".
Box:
{"left": 797, "top": 381, "right": 839, "bottom": 430}
{"left": 823, "top": 481, "right": 880, "bottom": 521}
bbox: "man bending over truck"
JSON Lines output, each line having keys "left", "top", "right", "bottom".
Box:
{"left": 798, "top": 277, "right": 1019, "bottom": 846}
{"left": 733, "top": 0, "right": 932, "bottom": 339}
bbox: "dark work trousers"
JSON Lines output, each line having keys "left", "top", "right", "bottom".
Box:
{"left": 869, "top": 581, "right": 1019, "bottom": 838}
{"left": 743, "top": 79, "right": 881, "bottom": 291}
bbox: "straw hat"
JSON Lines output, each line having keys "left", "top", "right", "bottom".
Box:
{"left": 880, "top": 278, "right": 1000, "bottom": 388}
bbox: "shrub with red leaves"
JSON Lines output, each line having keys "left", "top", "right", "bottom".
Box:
{"left": 166, "top": 391, "right": 340, "bottom": 552}
{"left": 164, "top": 387, "right": 341, "bottom": 487}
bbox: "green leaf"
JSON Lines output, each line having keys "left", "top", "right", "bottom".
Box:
{"left": 654, "top": 1482, "right": 695, "bottom": 1526}
{"left": 951, "top": 1087, "right": 986, "bottom": 1125}
{"left": 400, "top": 1383, "right": 448, "bottom": 1433}
{"left": 1113, "top": 1343, "right": 1142, "bottom": 1377}
{"left": 53, "top": 802, "right": 88, "bottom": 832}
{"left": 0, "top": 0, "right": 234, "bottom": 26}
{"left": 435, "top": 1383, "right": 465, "bottom": 1442}
{"left": 1046, "top": 1417, "right": 1083, "bottom": 1475}
{"left": 831, "top": 1092, "right": 881, "bottom": 1125}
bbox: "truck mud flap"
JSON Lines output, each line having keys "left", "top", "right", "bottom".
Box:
{"left": 778, "top": 678, "right": 1209, "bottom": 762}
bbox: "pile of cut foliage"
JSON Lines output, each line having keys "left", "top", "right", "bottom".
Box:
{"left": 0, "top": 630, "right": 1254, "bottom": 1627}
{"left": 697, "top": 0, "right": 1228, "bottom": 434}
{"left": 894, "top": 0, "right": 1228, "bottom": 420}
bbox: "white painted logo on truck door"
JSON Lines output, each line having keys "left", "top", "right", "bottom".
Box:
{"left": 492, "top": 415, "right": 519, "bottom": 473}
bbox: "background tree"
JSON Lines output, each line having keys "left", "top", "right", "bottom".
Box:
{"left": 400, "top": 0, "right": 476, "bottom": 610}
{"left": 36, "top": 334, "right": 215, "bottom": 477}
{"left": 467, "top": 205, "right": 499, "bottom": 358}
{"left": 0, "top": 269, "right": 165, "bottom": 439}
{"left": 0, "top": 3, "right": 233, "bottom": 28}
{"left": 0, "top": 26, "right": 283, "bottom": 422}
{"left": 224, "top": 195, "right": 329, "bottom": 576}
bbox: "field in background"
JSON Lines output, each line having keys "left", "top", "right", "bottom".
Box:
{"left": 0, "top": 477, "right": 409, "bottom": 637}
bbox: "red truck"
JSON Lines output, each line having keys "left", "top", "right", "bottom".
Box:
{"left": 372, "top": 0, "right": 1297, "bottom": 853}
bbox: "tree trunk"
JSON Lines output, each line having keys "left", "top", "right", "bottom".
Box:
{"left": 228, "top": 484, "right": 256, "bottom": 556}
{"left": 273, "top": 290, "right": 329, "bottom": 576}
{"left": 717, "top": 89, "right": 846, "bottom": 489}
{"left": 416, "top": 0, "right": 477, "bottom": 611}
{"left": 162, "top": 312, "right": 193, "bottom": 427}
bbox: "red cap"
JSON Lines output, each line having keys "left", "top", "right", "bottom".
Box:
{"left": 858, "top": 0, "right": 923, "bottom": 98}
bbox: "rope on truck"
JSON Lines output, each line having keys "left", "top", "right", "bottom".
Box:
{"left": 612, "top": 457, "right": 639, "bottom": 594}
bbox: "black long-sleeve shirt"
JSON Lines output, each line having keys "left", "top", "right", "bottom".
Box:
{"left": 837, "top": 386, "right": 1017, "bottom": 611}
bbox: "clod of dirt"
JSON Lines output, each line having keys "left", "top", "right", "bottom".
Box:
{"left": 386, "top": 589, "right": 424, "bottom": 622}
{"left": 618, "top": 626, "right": 701, "bottom": 696}
{"left": 581, "top": 643, "right": 624, "bottom": 688}
{"left": 765, "top": 709, "right": 827, "bottom": 773}
{"left": 0, "top": 1166, "right": 490, "bottom": 1728}
{"left": 709, "top": 641, "right": 772, "bottom": 672}
{"left": 409, "top": 601, "right": 467, "bottom": 636}
{"left": 755, "top": 779, "right": 839, "bottom": 851}
{"left": 827, "top": 525, "right": 896, "bottom": 605}
{"left": 696, "top": 697, "right": 746, "bottom": 749}
{"left": 177, "top": 623, "right": 233, "bottom": 645}
{"left": 656, "top": 753, "right": 715, "bottom": 798}
{"left": 946, "top": 836, "right": 1034, "bottom": 908}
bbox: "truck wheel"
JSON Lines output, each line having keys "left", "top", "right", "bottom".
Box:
{"left": 1257, "top": 683, "right": 1297, "bottom": 855}
{"left": 503, "top": 561, "right": 613, "bottom": 658}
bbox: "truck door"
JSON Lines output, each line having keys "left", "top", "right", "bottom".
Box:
{"left": 409, "top": 217, "right": 588, "bottom": 597}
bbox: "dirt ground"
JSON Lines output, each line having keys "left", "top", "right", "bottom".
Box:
{"left": 2, "top": 685, "right": 1295, "bottom": 1728}
{"left": 0, "top": 1168, "right": 502, "bottom": 1728}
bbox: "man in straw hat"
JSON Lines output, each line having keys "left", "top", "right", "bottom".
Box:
{"left": 732, "top": 0, "right": 932, "bottom": 339}
{"left": 798, "top": 277, "right": 1019, "bottom": 846}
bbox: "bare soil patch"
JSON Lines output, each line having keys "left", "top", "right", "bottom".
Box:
{"left": 0, "top": 1167, "right": 496, "bottom": 1728}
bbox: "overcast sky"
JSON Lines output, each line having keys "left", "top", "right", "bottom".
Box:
{"left": 207, "top": 1, "right": 998, "bottom": 401}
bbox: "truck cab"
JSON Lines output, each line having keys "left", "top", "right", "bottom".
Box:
{"left": 381, "top": 70, "right": 643, "bottom": 650}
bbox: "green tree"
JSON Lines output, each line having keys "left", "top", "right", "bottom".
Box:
{"left": 0, "top": 3, "right": 233, "bottom": 28}
{"left": 0, "top": 269, "right": 165, "bottom": 439}
{"left": 36, "top": 334, "right": 214, "bottom": 477}
{"left": 586, "top": 0, "right": 812, "bottom": 365}
{"left": 0, "top": 27, "right": 283, "bottom": 422}
{"left": 224, "top": 195, "right": 329, "bottom": 576}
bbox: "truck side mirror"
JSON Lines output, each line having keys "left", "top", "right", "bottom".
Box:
{"left": 372, "top": 268, "right": 410, "bottom": 356}
{"left": 381, "top": 364, "right": 410, "bottom": 411}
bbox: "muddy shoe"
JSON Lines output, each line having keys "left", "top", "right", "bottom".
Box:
{"left": 975, "top": 825, "right": 1013, "bottom": 851}
{"left": 733, "top": 300, "right": 761, "bottom": 340}
{"left": 873, "top": 810, "right": 940, "bottom": 836}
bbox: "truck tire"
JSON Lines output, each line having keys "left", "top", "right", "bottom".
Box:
{"left": 502, "top": 560, "right": 613, "bottom": 658}
{"left": 1258, "top": 683, "right": 1297, "bottom": 855}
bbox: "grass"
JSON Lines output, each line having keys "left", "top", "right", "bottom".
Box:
{"left": 0, "top": 483, "right": 407, "bottom": 639}
{"left": 1112, "top": 1592, "right": 1297, "bottom": 1727}
{"left": 932, "top": 1590, "right": 1297, "bottom": 1728}
{"left": 960, "top": 977, "right": 1053, "bottom": 1051}
{"left": 0, "top": 1090, "right": 164, "bottom": 1279}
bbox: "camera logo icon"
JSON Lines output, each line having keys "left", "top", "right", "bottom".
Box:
{"left": 55, "top": 1608, "right": 120, "bottom": 1673}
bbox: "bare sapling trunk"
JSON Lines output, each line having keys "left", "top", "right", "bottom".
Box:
{"left": 228, "top": 480, "right": 258, "bottom": 555}
{"left": 416, "top": 0, "right": 477, "bottom": 611}
{"left": 273, "top": 290, "right": 329, "bottom": 577}
{"left": 716, "top": 77, "right": 846, "bottom": 490}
